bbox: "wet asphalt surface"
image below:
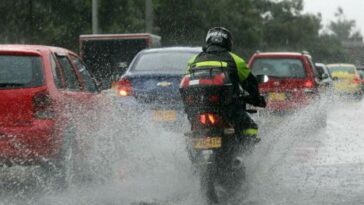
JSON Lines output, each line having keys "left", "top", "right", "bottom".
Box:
{"left": 1, "top": 98, "right": 364, "bottom": 205}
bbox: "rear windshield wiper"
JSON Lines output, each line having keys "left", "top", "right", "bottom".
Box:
{"left": 0, "top": 83, "right": 26, "bottom": 88}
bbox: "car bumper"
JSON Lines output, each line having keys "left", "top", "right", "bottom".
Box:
{"left": 115, "top": 96, "right": 189, "bottom": 130}
{"left": 266, "top": 97, "right": 314, "bottom": 112}
{"left": 0, "top": 120, "right": 59, "bottom": 165}
{"left": 333, "top": 84, "right": 361, "bottom": 94}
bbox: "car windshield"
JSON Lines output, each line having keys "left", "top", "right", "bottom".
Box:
{"left": 251, "top": 58, "right": 306, "bottom": 78}
{"left": 327, "top": 65, "right": 356, "bottom": 75}
{"left": 0, "top": 55, "right": 43, "bottom": 89}
{"left": 132, "top": 51, "right": 197, "bottom": 73}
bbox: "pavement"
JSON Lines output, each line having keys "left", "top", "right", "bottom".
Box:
{"left": 1, "top": 98, "right": 364, "bottom": 205}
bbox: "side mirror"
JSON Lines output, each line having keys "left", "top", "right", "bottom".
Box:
{"left": 332, "top": 76, "right": 339, "bottom": 81}
{"left": 321, "top": 73, "right": 329, "bottom": 79}
{"left": 118, "top": 62, "right": 128, "bottom": 74}
{"left": 256, "top": 75, "right": 269, "bottom": 84}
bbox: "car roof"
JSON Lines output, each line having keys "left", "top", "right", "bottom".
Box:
{"left": 140, "top": 46, "right": 202, "bottom": 54}
{"left": 326, "top": 63, "right": 356, "bottom": 67}
{"left": 0, "top": 44, "right": 76, "bottom": 55}
{"left": 315, "top": 63, "right": 325, "bottom": 67}
{"left": 253, "top": 52, "right": 308, "bottom": 57}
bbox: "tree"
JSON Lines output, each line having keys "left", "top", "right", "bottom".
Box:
{"left": 0, "top": 0, "right": 359, "bottom": 62}
{"left": 261, "top": 0, "right": 321, "bottom": 51}
{"left": 329, "top": 7, "right": 363, "bottom": 41}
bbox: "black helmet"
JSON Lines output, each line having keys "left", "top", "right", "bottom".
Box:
{"left": 205, "top": 27, "right": 233, "bottom": 51}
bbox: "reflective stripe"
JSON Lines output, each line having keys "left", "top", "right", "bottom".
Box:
{"left": 188, "top": 55, "right": 198, "bottom": 66}
{"left": 242, "top": 128, "right": 258, "bottom": 136}
{"left": 194, "top": 61, "right": 228, "bottom": 68}
{"left": 187, "top": 55, "right": 198, "bottom": 73}
{"left": 229, "top": 52, "right": 250, "bottom": 81}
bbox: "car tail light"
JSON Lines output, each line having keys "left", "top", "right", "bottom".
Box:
{"left": 304, "top": 80, "right": 314, "bottom": 88}
{"left": 32, "top": 91, "right": 54, "bottom": 119}
{"left": 354, "top": 75, "right": 361, "bottom": 85}
{"left": 199, "top": 113, "right": 220, "bottom": 126}
{"left": 303, "top": 80, "right": 315, "bottom": 93}
{"left": 117, "top": 78, "right": 133, "bottom": 96}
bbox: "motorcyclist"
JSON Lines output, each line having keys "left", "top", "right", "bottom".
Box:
{"left": 187, "top": 27, "right": 266, "bottom": 142}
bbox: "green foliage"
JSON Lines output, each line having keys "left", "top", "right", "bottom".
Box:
{"left": 329, "top": 7, "right": 363, "bottom": 41}
{"left": 0, "top": 0, "right": 361, "bottom": 62}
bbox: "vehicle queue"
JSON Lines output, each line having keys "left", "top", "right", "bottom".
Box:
{"left": 0, "top": 33, "right": 362, "bottom": 189}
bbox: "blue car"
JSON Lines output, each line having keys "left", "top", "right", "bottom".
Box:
{"left": 115, "top": 47, "right": 201, "bottom": 129}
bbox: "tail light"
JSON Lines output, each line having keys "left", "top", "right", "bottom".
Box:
{"left": 303, "top": 80, "right": 315, "bottom": 93}
{"left": 32, "top": 91, "right": 54, "bottom": 119}
{"left": 304, "top": 80, "right": 314, "bottom": 88}
{"left": 354, "top": 75, "right": 361, "bottom": 85}
{"left": 199, "top": 113, "right": 220, "bottom": 126}
{"left": 117, "top": 78, "right": 133, "bottom": 96}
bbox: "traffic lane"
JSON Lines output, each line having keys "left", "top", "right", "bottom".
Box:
{"left": 247, "top": 100, "right": 364, "bottom": 204}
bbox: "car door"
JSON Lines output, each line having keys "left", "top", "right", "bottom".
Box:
{"left": 54, "top": 52, "right": 86, "bottom": 122}
{"left": 68, "top": 54, "right": 104, "bottom": 141}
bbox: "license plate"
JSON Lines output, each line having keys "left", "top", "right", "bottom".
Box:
{"left": 152, "top": 110, "right": 177, "bottom": 122}
{"left": 194, "top": 137, "right": 222, "bottom": 149}
{"left": 268, "top": 92, "right": 286, "bottom": 101}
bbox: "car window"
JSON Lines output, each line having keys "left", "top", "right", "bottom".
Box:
{"left": 0, "top": 55, "right": 43, "bottom": 89}
{"left": 315, "top": 65, "right": 325, "bottom": 77}
{"left": 57, "top": 55, "right": 81, "bottom": 91}
{"left": 327, "top": 65, "right": 356, "bottom": 75}
{"left": 50, "top": 55, "right": 63, "bottom": 88}
{"left": 251, "top": 58, "right": 306, "bottom": 78}
{"left": 70, "top": 55, "right": 98, "bottom": 93}
{"left": 132, "top": 51, "right": 197, "bottom": 73}
{"left": 306, "top": 57, "right": 320, "bottom": 79}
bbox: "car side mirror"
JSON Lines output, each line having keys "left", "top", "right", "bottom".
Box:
{"left": 321, "top": 73, "right": 329, "bottom": 79}
{"left": 256, "top": 75, "right": 269, "bottom": 84}
{"left": 332, "top": 76, "right": 338, "bottom": 81}
{"left": 118, "top": 62, "right": 128, "bottom": 74}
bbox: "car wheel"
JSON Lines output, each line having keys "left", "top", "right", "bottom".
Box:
{"left": 43, "top": 124, "right": 78, "bottom": 190}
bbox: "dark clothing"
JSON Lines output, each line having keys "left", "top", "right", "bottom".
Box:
{"left": 188, "top": 45, "right": 264, "bottom": 107}
{"left": 187, "top": 45, "right": 265, "bottom": 138}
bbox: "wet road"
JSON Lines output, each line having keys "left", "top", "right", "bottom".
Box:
{"left": 248, "top": 99, "right": 364, "bottom": 204}
{"left": 1, "top": 99, "right": 364, "bottom": 205}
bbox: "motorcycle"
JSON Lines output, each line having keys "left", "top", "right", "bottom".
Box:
{"left": 180, "top": 68, "right": 267, "bottom": 204}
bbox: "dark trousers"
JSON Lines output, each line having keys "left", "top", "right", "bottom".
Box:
{"left": 225, "top": 105, "right": 258, "bottom": 138}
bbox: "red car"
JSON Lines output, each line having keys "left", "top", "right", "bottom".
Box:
{"left": 0, "top": 45, "right": 100, "bottom": 186}
{"left": 248, "top": 51, "right": 322, "bottom": 113}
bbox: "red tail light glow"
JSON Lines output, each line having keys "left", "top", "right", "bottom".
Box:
{"left": 304, "top": 80, "right": 314, "bottom": 88}
{"left": 32, "top": 91, "right": 54, "bottom": 119}
{"left": 199, "top": 113, "right": 220, "bottom": 126}
{"left": 354, "top": 75, "right": 361, "bottom": 85}
{"left": 117, "top": 78, "right": 133, "bottom": 96}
